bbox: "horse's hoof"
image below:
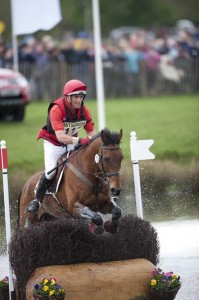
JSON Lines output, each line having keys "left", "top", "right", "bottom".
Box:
{"left": 89, "top": 222, "right": 96, "bottom": 233}
{"left": 104, "top": 220, "right": 119, "bottom": 234}
{"left": 104, "top": 220, "right": 112, "bottom": 232}
{"left": 91, "top": 213, "right": 103, "bottom": 226}
{"left": 89, "top": 223, "right": 104, "bottom": 235}
{"left": 111, "top": 207, "right": 122, "bottom": 221}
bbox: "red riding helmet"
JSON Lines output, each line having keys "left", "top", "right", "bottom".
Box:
{"left": 63, "top": 79, "right": 87, "bottom": 96}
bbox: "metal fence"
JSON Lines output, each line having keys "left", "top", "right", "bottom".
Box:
{"left": 7, "top": 57, "right": 199, "bottom": 100}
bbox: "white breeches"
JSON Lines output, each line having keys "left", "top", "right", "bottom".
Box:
{"left": 44, "top": 140, "right": 75, "bottom": 179}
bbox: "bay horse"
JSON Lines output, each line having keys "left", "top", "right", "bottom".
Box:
{"left": 19, "top": 128, "right": 124, "bottom": 233}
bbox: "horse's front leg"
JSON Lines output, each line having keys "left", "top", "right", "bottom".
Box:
{"left": 73, "top": 202, "right": 104, "bottom": 235}
{"left": 111, "top": 196, "right": 122, "bottom": 221}
{"left": 104, "top": 196, "right": 122, "bottom": 233}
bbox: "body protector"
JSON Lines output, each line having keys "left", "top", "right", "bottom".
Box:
{"left": 37, "top": 98, "right": 93, "bottom": 146}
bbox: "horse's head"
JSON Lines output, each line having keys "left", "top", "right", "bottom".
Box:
{"left": 97, "top": 128, "right": 123, "bottom": 196}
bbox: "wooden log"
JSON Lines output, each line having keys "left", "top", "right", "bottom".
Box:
{"left": 26, "top": 258, "right": 154, "bottom": 300}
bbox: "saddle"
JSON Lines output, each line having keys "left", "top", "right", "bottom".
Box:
{"left": 34, "top": 154, "right": 67, "bottom": 195}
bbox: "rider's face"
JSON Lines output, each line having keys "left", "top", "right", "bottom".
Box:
{"left": 68, "top": 95, "right": 84, "bottom": 109}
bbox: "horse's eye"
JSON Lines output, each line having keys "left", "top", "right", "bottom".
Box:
{"left": 104, "top": 157, "right": 110, "bottom": 163}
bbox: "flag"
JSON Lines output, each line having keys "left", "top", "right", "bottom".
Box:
{"left": 12, "top": 0, "right": 62, "bottom": 35}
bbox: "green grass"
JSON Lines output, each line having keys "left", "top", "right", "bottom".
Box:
{"left": 0, "top": 95, "right": 198, "bottom": 173}
{"left": 105, "top": 95, "right": 199, "bottom": 161}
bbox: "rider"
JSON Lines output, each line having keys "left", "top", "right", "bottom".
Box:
{"left": 27, "top": 79, "right": 96, "bottom": 215}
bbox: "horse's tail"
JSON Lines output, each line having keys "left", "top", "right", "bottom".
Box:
{"left": 16, "top": 191, "right": 22, "bottom": 230}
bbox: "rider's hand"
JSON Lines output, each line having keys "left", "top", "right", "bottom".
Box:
{"left": 78, "top": 137, "right": 90, "bottom": 146}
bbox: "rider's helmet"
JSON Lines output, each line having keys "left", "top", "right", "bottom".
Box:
{"left": 63, "top": 79, "right": 87, "bottom": 97}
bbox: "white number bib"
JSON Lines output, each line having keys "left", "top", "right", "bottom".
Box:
{"left": 64, "top": 120, "right": 86, "bottom": 136}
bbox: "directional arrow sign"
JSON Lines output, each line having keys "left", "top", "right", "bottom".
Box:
{"left": 130, "top": 131, "right": 155, "bottom": 219}
{"left": 130, "top": 131, "right": 155, "bottom": 161}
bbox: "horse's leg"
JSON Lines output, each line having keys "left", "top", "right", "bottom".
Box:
{"left": 103, "top": 196, "right": 122, "bottom": 233}
{"left": 73, "top": 202, "right": 104, "bottom": 235}
{"left": 111, "top": 196, "right": 122, "bottom": 221}
{"left": 19, "top": 176, "right": 40, "bottom": 228}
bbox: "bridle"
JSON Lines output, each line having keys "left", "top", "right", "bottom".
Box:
{"left": 64, "top": 142, "right": 122, "bottom": 197}
{"left": 72, "top": 143, "right": 122, "bottom": 184}
{"left": 97, "top": 145, "right": 121, "bottom": 179}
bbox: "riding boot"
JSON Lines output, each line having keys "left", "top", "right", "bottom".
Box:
{"left": 26, "top": 173, "right": 52, "bottom": 215}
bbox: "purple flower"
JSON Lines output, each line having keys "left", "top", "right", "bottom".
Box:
{"left": 34, "top": 283, "right": 40, "bottom": 289}
{"left": 152, "top": 270, "right": 158, "bottom": 276}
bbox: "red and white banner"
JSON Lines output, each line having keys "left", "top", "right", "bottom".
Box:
{"left": 0, "top": 140, "right": 15, "bottom": 299}
{"left": 0, "top": 144, "right": 8, "bottom": 169}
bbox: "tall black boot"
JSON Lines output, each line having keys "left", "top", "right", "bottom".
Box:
{"left": 26, "top": 173, "right": 51, "bottom": 215}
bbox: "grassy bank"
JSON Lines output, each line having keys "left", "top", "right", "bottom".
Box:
{"left": 0, "top": 95, "right": 199, "bottom": 174}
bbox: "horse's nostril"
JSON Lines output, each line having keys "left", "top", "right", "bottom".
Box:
{"left": 111, "top": 188, "right": 121, "bottom": 196}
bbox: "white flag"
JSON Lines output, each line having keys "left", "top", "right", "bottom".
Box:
{"left": 12, "top": 0, "right": 62, "bottom": 35}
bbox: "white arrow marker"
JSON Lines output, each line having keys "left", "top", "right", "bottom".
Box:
{"left": 130, "top": 131, "right": 155, "bottom": 219}
{"left": 130, "top": 131, "right": 155, "bottom": 161}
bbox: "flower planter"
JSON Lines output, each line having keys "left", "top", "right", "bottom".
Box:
{"left": 149, "top": 285, "right": 181, "bottom": 300}
{"left": 33, "top": 295, "right": 49, "bottom": 300}
{"left": 0, "top": 286, "right": 9, "bottom": 300}
{"left": 33, "top": 295, "right": 65, "bottom": 300}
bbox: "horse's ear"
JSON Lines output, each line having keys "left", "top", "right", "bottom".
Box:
{"left": 100, "top": 129, "right": 106, "bottom": 144}
{"left": 118, "top": 129, "right": 123, "bottom": 142}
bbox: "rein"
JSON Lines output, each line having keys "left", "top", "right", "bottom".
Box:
{"left": 69, "top": 143, "right": 121, "bottom": 190}
{"left": 47, "top": 141, "right": 122, "bottom": 196}
{"left": 47, "top": 146, "right": 85, "bottom": 175}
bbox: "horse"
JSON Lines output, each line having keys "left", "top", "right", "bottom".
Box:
{"left": 19, "top": 128, "right": 124, "bottom": 233}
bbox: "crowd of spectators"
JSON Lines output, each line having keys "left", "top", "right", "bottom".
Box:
{"left": 0, "top": 21, "right": 198, "bottom": 66}
{"left": 0, "top": 20, "right": 198, "bottom": 95}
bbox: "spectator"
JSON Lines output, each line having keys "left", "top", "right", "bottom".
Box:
{"left": 120, "top": 37, "right": 143, "bottom": 96}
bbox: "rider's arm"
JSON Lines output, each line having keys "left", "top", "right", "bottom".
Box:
{"left": 55, "top": 130, "right": 75, "bottom": 144}
{"left": 84, "top": 106, "right": 95, "bottom": 138}
{"left": 49, "top": 106, "right": 77, "bottom": 145}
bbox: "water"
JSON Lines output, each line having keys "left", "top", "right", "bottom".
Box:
{"left": 0, "top": 219, "right": 199, "bottom": 299}
{"left": 152, "top": 219, "right": 199, "bottom": 300}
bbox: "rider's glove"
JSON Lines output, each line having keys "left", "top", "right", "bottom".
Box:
{"left": 78, "top": 137, "right": 91, "bottom": 146}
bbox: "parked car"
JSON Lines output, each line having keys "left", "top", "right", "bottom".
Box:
{"left": 0, "top": 68, "right": 30, "bottom": 121}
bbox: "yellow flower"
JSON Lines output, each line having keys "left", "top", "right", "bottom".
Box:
{"left": 49, "top": 290, "right": 55, "bottom": 296}
{"left": 151, "top": 279, "right": 157, "bottom": 286}
{"left": 43, "top": 285, "right": 49, "bottom": 292}
{"left": 173, "top": 274, "right": 178, "bottom": 279}
{"left": 43, "top": 279, "right": 48, "bottom": 284}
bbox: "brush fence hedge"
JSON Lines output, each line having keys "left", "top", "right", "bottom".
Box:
{"left": 9, "top": 215, "right": 159, "bottom": 299}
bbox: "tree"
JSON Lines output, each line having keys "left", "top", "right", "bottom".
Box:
{"left": 0, "top": 0, "right": 198, "bottom": 43}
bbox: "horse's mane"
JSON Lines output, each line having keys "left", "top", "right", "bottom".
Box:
{"left": 90, "top": 128, "right": 121, "bottom": 145}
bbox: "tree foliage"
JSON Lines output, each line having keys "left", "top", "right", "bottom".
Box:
{"left": 0, "top": 0, "right": 198, "bottom": 42}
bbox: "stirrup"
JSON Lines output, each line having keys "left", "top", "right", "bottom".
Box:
{"left": 26, "top": 199, "right": 41, "bottom": 215}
